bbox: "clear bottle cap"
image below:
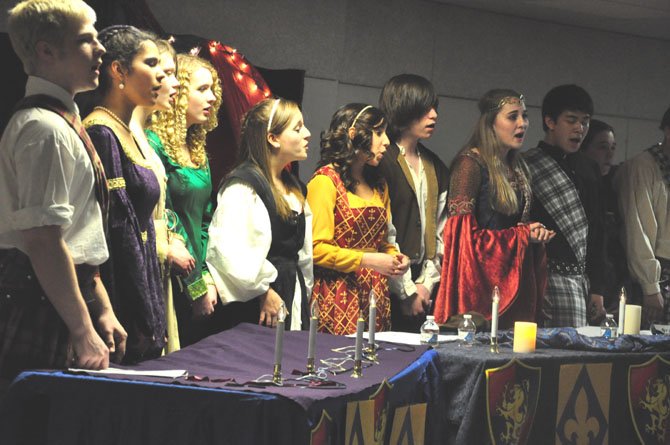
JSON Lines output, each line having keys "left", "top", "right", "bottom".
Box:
{"left": 463, "top": 314, "right": 472, "bottom": 319}
{"left": 426, "top": 315, "right": 435, "bottom": 320}
{"left": 606, "top": 314, "right": 614, "bottom": 318}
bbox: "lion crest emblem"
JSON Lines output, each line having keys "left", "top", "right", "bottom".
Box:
{"left": 497, "top": 380, "right": 529, "bottom": 442}
{"left": 487, "top": 359, "right": 541, "bottom": 445}
{"left": 640, "top": 376, "right": 670, "bottom": 442}
{"left": 629, "top": 355, "right": 670, "bottom": 444}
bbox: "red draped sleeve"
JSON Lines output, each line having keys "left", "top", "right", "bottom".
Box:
{"left": 433, "top": 154, "right": 545, "bottom": 325}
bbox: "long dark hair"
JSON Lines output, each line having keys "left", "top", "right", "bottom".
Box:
{"left": 318, "top": 103, "right": 386, "bottom": 193}
{"left": 97, "top": 25, "right": 157, "bottom": 96}
{"left": 379, "top": 74, "right": 438, "bottom": 142}
{"left": 77, "top": 25, "right": 156, "bottom": 116}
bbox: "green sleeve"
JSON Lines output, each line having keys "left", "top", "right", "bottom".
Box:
{"left": 147, "top": 130, "right": 205, "bottom": 299}
{"left": 199, "top": 161, "right": 214, "bottom": 274}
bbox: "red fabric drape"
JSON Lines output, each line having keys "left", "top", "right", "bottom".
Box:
{"left": 204, "top": 43, "right": 273, "bottom": 186}
{"left": 433, "top": 214, "right": 546, "bottom": 329}
{"left": 207, "top": 43, "right": 271, "bottom": 146}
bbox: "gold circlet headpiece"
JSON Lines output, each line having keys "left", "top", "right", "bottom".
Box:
{"left": 491, "top": 94, "right": 525, "bottom": 112}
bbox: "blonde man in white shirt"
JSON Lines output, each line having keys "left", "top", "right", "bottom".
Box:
{"left": 616, "top": 106, "right": 670, "bottom": 327}
{"left": 0, "top": 0, "right": 126, "bottom": 381}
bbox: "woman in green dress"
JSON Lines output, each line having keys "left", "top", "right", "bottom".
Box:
{"left": 150, "top": 54, "right": 223, "bottom": 346}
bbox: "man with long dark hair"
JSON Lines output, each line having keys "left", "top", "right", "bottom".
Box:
{"left": 378, "top": 74, "right": 449, "bottom": 332}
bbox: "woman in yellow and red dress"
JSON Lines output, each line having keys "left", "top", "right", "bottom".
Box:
{"left": 307, "top": 104, "right": 410, "bottom": 335}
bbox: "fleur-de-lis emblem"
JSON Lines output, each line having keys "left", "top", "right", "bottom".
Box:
{"left": 564, "top": 388, "right": 600, "bottom": 444}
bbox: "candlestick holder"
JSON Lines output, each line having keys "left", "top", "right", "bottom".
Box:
{"left": 306, "top": 357, "right": 315, "bottom": 375}
{"left": 490, "top": 336, "right": 499, "bottom": 353}
{"left": 364, "top": 343, "right": 378, "bottom": 363}
{"left": 351, "top": 358, "right": 362, "bottom": 378}
{"left": 272, "top": 363, "right": 282, "bottom": 384}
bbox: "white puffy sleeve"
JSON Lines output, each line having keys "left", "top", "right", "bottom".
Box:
{"left": 206, "top": 180, "right": 277, "bottom": 304}
{"left": 299, "top": 200, "right": 314, "bottom": 297}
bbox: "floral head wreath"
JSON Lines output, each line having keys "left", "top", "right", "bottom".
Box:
{"left": 491, "top": 94, "right": 525, "bottom": 112}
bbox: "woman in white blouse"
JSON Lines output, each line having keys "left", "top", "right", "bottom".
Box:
{"left": 207, "top": 98, "right": 313, "bottom": 330}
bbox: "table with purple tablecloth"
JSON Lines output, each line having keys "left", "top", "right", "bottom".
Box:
{"left": 0, "top": 323, "right": 445, "bottom": 445}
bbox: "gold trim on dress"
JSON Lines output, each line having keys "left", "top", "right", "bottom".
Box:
{"left": 107, "top": 177, "right": 126, "bottom": 190}
{"left": 83, "top": 109, "right": 153, "bottom": 170}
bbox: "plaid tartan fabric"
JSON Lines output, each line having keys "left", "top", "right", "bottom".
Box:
{"left": 543, "top": 271, "right": 588, "bottom": 328}
{"left": 0, "top": 249, "right": 70, "bottom": 378}
{"left": 0, "top": 249, "right": 97, "bottom": 378}
{"left": 0, "top": 296, "right": 70, "bottom": 379}
{"left": 525, "top": 147, "right": 588, "bottom": 264}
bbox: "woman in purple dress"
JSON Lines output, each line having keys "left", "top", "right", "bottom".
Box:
{"left": 83, "top": 26, "right": 166, "bottom": 363}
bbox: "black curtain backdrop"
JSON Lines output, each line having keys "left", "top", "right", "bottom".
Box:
{"left": 0, "top": 33, "right": 27, "bottom": 133}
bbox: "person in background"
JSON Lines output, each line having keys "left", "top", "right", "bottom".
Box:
{"left": 130, "top": 39, "right": 194, "bottom": 353}
{"left": 580, "top": 119, "right": 632, "bottom": 317}
{"left": 378, "top": 74, "right": 449, "bottom": 332}
{"left": 524, "top": 84, "right": 606, "bottom": 327}
{"left": 149, "top": 54, "right": 222, "bottom": 346}
{"left": 0, "top": 0, "right": 127, "bottom": 380}
{"left": 83, "top": 25, "right": 166, "bottom": 362}
{"left": 308, "top": 103, "right": 410, "bottom": 335}
{"left": 434, "top": 89, "right": 552, "bottom": 328}
{"left": 615, "top": 106, "right": 670, "bottom": 327}
{"left": 207, "top": 98, "right": 313, "bottom": 330}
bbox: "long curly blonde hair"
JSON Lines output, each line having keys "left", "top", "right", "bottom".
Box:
{"left": 150, "top": 54, "right": 222, "bottom": 168}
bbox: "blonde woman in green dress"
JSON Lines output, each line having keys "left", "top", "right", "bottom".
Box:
{"left": 150, "top": 54, "right": 223, "bottom": 346}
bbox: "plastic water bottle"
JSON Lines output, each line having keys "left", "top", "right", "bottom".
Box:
{"left": 420, "top": 315, "right": 439, "bottom": 346}
{"left": 458, "top": 314, "right": 476, "bottom": 347}
{"left": 600, "top": 313, "right": 617, "bottom": 339}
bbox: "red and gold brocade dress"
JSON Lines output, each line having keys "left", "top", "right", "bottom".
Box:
{"left": 307, "top": 165, "right": 400, "bottom": 335}
{"left": 433, "top": 150, "right": 546, "bottom": 329}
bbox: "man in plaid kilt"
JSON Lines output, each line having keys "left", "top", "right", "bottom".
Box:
{"left": 0, "top": 0, "right": 126, "bottom": 382}
{"left": 524, "top": 85, "right": 607, "bottom": 327}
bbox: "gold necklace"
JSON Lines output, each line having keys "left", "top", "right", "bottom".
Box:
{"left": 94, "top": 106, "right": 132, "bottom": 134}
{"left": 92, "top": 106, "right": 152, "bottom": 169}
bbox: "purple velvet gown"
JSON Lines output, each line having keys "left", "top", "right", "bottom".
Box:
{"left": 87, "top": 124, "right": 166, "bottom": 363}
